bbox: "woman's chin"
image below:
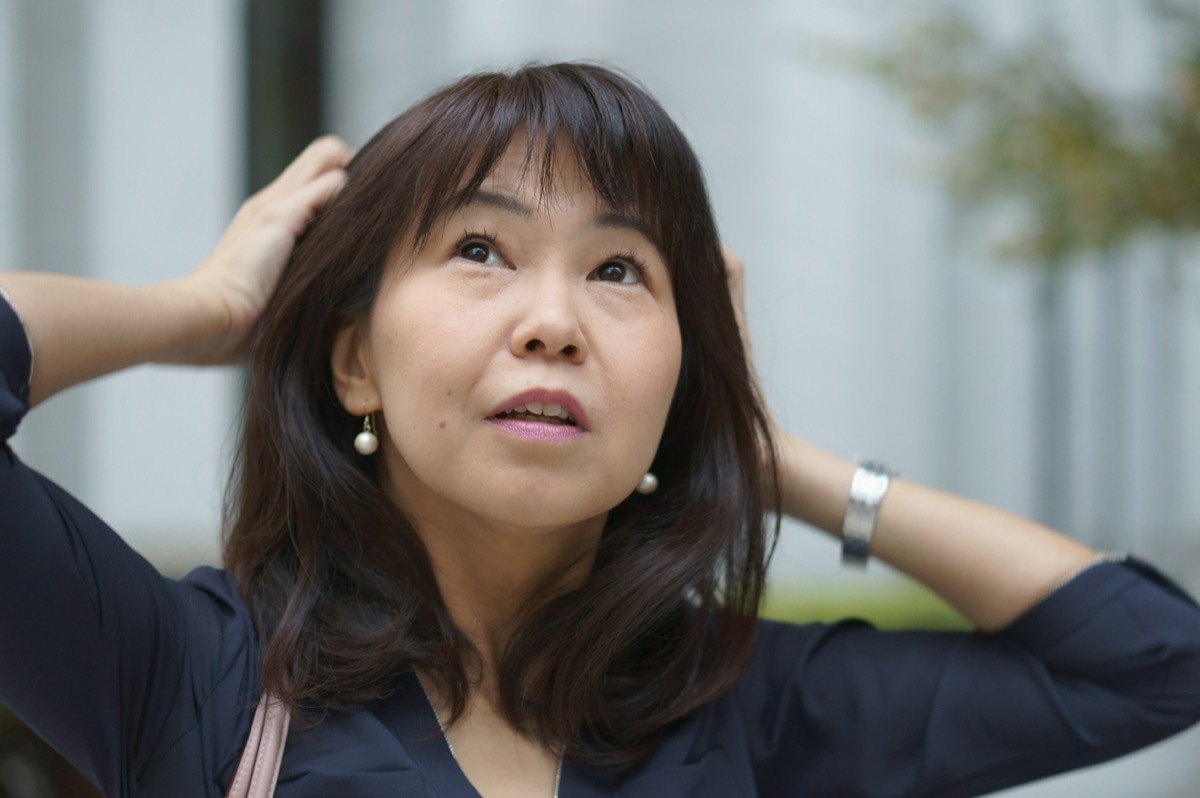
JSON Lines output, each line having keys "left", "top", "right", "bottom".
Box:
{"left": 475, "top": 497, "right": 610, "bottom": 536}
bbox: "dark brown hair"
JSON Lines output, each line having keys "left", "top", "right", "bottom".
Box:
{"left": 223, "top": 62, "right": 777, "bottom": 766}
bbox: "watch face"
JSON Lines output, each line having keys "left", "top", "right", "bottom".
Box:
{"left": 842, "top": 464, "right": 892, "bottom": 568}
{"left": 852, "top": 468, "right": 891, "bottom": 503}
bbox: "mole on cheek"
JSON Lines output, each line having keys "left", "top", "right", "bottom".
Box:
{"left": 445, "top": 389, "right": 452, "bottom": 396}
{"left": 439, "top": 420, "right": 447, "bottom": 429}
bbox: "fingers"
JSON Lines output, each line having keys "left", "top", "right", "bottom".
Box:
{"left": 720, "top": 244, "right": 779, "bottom": 468}
{"left": 720, "top": 243, "right": 750, "bottom": 348}
{"left": 720, "top": 243, "right": 744, "bottom": 284}
{"left": 277, "top": 166, "right": 350, "bottom": 237}
{"left": 269, "top": 135, "right": 354, "bottom": 196}
{"left": 235, "top": 137, "right": 351, "bottom": 238}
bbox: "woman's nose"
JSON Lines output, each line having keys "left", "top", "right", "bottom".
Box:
{"left": 508, "top": 275, "right": 588, "bottom": 364}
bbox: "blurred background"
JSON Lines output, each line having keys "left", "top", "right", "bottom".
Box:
{"left": 2, "top": 0, "right": 1199, "bottom": 795}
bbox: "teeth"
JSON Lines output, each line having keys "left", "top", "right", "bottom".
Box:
{"left": 500, "top": 400, "right": 576, "bottom": 424}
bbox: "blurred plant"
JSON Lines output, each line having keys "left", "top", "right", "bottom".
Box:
{"left": 841, "top": 1, "right": 1200, "bottom": 542}
{"left": 854, "top": 0, "right": 1200, "bottom": 264}
{"left": 1143, "top": 0, "right": 1200, "bottom": 234}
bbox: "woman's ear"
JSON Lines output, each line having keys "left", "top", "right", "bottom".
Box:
{"left": 331, "top": 322, "right": 380, "bottom": 413}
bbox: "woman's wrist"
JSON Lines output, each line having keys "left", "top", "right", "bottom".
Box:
{"left": 777, "top": 430, "right": 1096, "bottom": 628}
{"left": 775, "top": 434, "right": 858, "bottom": 536}
{"left": 3, "top": 273, "right": 236, "bottom": 405}
{"left": 158, "top": 275, "right": 247, "bottom": 366}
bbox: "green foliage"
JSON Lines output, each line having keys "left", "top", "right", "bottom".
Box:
{"left": 854, "top": 2, "right": 1200, "bottom": 263}
{"left": 763, "top": 579, "right": 970, "bottom": 631}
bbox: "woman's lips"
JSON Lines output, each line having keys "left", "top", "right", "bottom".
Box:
{"left": 487, "top": 389, "right": 589, "bottom": 431}
{"left": 486, "top": 416, "right": 585, "bottom": 441}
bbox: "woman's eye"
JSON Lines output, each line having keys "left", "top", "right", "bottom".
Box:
{"left": 457, "top": 240, "right": 501, "bottom": 266}
{"left": 594, "top": 260, "right": 642, "bottom": 285}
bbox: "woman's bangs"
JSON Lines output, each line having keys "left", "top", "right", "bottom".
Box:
{"left": 401, "top": 67, "right": 670, "bottom": 254}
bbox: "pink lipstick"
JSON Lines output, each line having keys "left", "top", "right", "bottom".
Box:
{"left": 487, "top": 417, "right": 585, "bottom": 441}
{"left": 486, "top": 389, "right": 588, "bottom": 442}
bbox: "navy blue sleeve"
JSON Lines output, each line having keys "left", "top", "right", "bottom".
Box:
{"left": 0, "top": 289, "right": 31, "bottom": 440}
{"left": 739, "top": 561, "right": 1200, "bottom": 797}
{"left": 0, "top": 294, "right": 257, "bottom": 796}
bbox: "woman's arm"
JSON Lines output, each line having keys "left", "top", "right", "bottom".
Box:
{"left": 740, "top": 562, "right": 1200, "bottom": 798}
{"left": 775, "top": 437, "right": 1094, "bottom": 631}
{"left": 1, "top": 135, "right": 350, "bottom": 406}
{"left": 725, "top": 247, "right": 1200, "bottom": 794}
{"left": 0, "top": 138, "right": 349, "bottom": 793}
{"left": 721, "top": 246, "right": 1095, "bottom": 632}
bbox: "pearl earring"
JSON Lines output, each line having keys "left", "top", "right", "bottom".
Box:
{"left": 354, "top": 412, "right": 379, "bottom": 455}
{"left": 636, "top": 472, "right": 658, "bottom": 495}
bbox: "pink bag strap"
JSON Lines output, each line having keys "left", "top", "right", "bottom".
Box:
{"left": 226, "top": 691, "right": 290, "bottom": 798}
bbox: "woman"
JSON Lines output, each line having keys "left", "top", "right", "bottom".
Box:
{"left": 1, "top": 63, "right": 1198, "bottom": 798}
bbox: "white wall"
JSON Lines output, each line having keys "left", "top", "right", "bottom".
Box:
{"left": 1, "top": 0, "right": 242, "bottom": 568}
{"left": 0, "top": 1, "right": 16, "bottom": 278}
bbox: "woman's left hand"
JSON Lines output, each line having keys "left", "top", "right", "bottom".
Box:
{"left": 721, "top": 244, "right": 753, "bottom": 361}
{"left": 727, "top": 248, "right": 1098, "bottom": 631}
{"left": 720, "top": 245, "right": 788, "bottom": 503}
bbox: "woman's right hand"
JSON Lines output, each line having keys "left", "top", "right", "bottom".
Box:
{"left": 1, "top": 136, "right": 351, "bottom": 405}
{"left": 178, "top": 136, "right": 351, "bottom": 364}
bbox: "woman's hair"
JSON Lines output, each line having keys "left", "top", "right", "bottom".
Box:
{"left": 223, "top": 62, "right": 778, "bottom": 766}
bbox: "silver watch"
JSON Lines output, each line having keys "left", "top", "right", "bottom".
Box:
{"left": 840, "top": 461, "right": 892, "bottom": 568}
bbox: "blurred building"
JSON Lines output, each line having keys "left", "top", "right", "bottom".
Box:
{"left": 1, "top": 1, "right": 1198, "bottom": 795}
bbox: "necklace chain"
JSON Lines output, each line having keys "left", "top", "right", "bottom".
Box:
{"left": 417, "top": 677, "right": 563, "bottom": 798}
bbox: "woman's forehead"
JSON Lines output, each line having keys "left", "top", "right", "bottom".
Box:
{"left": 477, "top": 135, "right": 600, "bottom": 206}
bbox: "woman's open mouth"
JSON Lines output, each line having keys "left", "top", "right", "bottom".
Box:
{"left": 493, "top": 402, "right": 577, "bottom": 426}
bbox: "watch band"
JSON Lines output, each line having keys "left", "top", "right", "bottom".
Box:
{"left": 840, "top": 461, "right": 892, "bottom": 568}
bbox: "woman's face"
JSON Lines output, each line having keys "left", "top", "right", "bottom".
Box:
{"left": 335, "top": 141, "right": 682, "bottom": 534}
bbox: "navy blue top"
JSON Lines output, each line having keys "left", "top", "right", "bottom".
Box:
{"left": 2, "top": 294, "right": 1200, "bottom": 797}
